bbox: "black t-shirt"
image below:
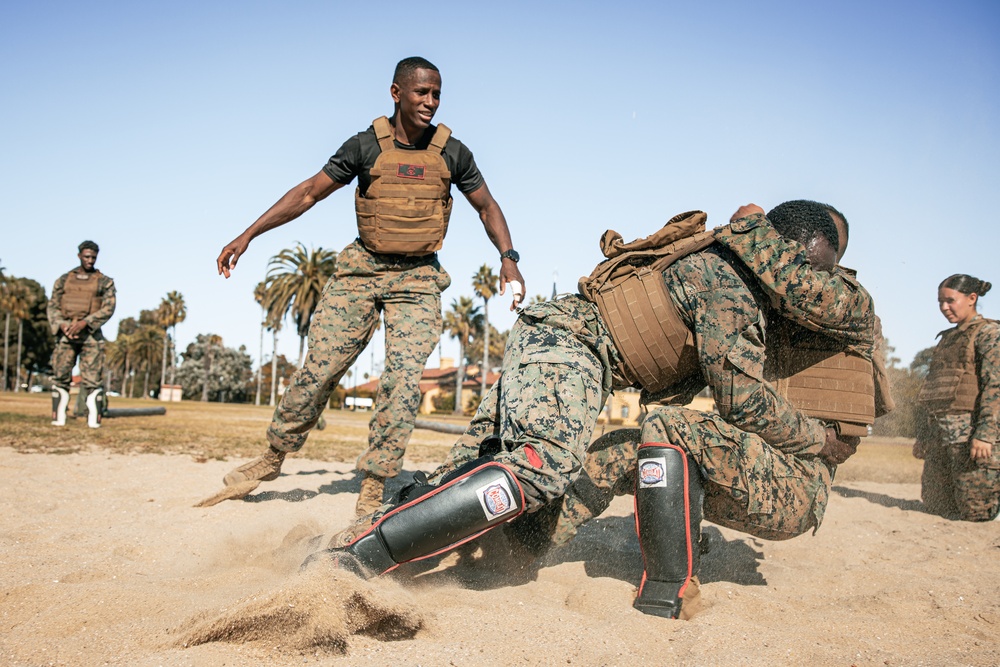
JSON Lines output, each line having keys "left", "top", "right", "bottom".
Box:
{"left": 323, "top": 121, "right": 484, "bottom": 197}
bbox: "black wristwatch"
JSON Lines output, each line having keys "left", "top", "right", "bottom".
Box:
{"left": 500, "top": 249, "right": 520, "bottom": 263}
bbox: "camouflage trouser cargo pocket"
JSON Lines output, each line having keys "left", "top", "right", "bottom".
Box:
{"left": 641, "top": 407, "right": 829, "bottom": 540}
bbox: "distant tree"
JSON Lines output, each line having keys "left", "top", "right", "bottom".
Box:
{"left": 0, "top": 275, "right": 56, "bottom": 388}
{"left": 527, "top": 294, "right": 548, "bottom": 306}
{"left": 262, "top": 243, "right": 337, "bottom": 366}
{"left": 466, "top": 323, "right": 507, "bottom": 376}
{"left": 157, "top": 291, "right": 187, "bottom": 388}
{"left": 0, "top": 277, "right": 49, "bottom": 391}
{"left": 443, "top": 296, "right": 481, "bottom": 415}
{"left": 872, "top": 341, "right": 935, "bottom": 438}
{"left": 176, "top": 334, "right": 253, "bottom": 402}
{"left": 472, "top": 264, "right": 498, "bottom": 398}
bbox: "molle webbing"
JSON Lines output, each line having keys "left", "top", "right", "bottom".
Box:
{"left": 578, "top": 211, "right": 713, "bottom": 392}
{"left": 60, "top": 269, "right": 103, "bottom": 320}
{"left": 776, "top": 348, "right": 876, "bottom": 437}
{"left": 356, "top": 116, "right": 453, "bottom": 256}
{"left": 917, "top": 319, "right": 991, "bottom": 413}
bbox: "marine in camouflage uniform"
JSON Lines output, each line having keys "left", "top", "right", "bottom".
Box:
{"left": 47, "top": 240, "right": 116, "bottom": 428}
{"left": 319, "top": 205, "right": 877, "bottom": 598}
{"left": 513, "top": 210, "right": 880, "bottom": 547}
{"left": 216, "top": 58, "right": 523, "bottom": 513}
{"left": 916, "top": 313, "right": 1000, "bottom": 521}
{"left": 267, "top": 239, "right": 451, "bottom": 475}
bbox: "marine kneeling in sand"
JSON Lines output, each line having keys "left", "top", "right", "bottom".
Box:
{"left": 308, "top": 201, "right": 884, "bottom": 620}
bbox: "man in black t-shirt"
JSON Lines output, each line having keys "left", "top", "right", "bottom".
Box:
{"left": 216, "top": 57, "right": 525, "bottom": 515}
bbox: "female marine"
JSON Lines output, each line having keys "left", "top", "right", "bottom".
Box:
{"left": 915, "top": 274, "right": 1000, "bottom": 521}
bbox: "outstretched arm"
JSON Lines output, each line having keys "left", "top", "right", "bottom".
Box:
{"left": 216, "top": 170, "right": 344, "bottom": 278}
{"left": 464, "top": 182, "right": 525, "bottom": 310}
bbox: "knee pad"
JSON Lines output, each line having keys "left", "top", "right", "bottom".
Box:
{"left": 332, "top": 460, "right": 525, "bottom": 578}
{"left": 633, "top": 443, "right": 704, "bottom": 619}
{"left": 51, "top": 387, "right": 70, "bottom": 426}
{"left": 85, "top": 388, "right": 105, "bottom": 428}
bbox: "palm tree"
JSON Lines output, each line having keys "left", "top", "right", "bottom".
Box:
{"left": 443, "top": 296, "right": 481, "bottom": 415}
{"left": 156, "top": 291, "right": 187, "bottom": 389}
{"left": 472, "top": 264, "right": 498, "bottom": 399}
{"left": 262, "top": 243, "right": 337, "bottom": 367}
{"left": 0, "top": 277, "right": 36, "bottom": 392}
{"left": 130, "top": 326, "right": 164, "bottom": 399}
{"left": 253, "top": 281, "right": 267, "bottom": 406}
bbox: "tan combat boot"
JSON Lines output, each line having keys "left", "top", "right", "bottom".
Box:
{"left": 223, "top": 446, "right": 286, "bottom": 486}
{"left": 355, "top": 471, "right": 386, "bottom": 517}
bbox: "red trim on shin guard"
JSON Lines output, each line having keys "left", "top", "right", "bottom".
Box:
{"left": 346, "top": 461, "right": 527, "bottom": 572}
{"left": 634, "top": 442, "right": 693, "bottom": 599}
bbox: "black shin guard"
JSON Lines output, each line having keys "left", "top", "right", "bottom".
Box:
{"left": 328, "top": 461, "right": 525, "bottom": 578}
{"left": 633, "top": 443, "right": 704, "bottom": 619}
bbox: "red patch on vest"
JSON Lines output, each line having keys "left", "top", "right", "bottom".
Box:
{"left": 396, "top": 164, "right": 425, "bottom": 179}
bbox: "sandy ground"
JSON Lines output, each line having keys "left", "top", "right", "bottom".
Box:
{"left": 1, "top": 446, "right": 999, "bottom": 667}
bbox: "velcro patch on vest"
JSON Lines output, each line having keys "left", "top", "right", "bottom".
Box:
{"left": 396, "top": 163, "right": 426, "bottom": 179}
{"left": 476, "top": 477, "right": 518, "bottom": 521}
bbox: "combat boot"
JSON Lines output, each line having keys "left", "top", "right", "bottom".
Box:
{"left": 223, "top": 445, "right": 286, "bottom": 486}
{"left": 355, "top": 471, "right": 386, "bottom": 517}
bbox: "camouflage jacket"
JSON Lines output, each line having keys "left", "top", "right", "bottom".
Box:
{"left": 659, "top": 214, "right": 879, "bottom": 457}
{"left": 714, "top": 214, "right": 876, "bottom": 358}
{"left": 47, "top": 268, "right": 117, "bottom": 337}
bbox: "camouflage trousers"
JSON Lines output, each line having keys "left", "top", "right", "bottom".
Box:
{"left": 549, "top": 407, "right": 832, "bottom": 545}
{"left": 267, "top": 240, "right": 451, "bottom": 478}
{"left": 50, "top": 333, "right": 105, "bottom": 392}
{"left": 429, "top": 297, "right": 614, "bottom": 511}
{"left": 920, "top": 413, "right": 1000, "bottom": 521}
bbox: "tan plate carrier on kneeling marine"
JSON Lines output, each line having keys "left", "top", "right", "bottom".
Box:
{"left": 355, "top": 116, "right": 454, "bottom": 256}
{"left": 579, "top": 211, "right": 886, "bottom": 435}
{"left": 61, "top": 268, "right": 104, "bottom": 320}
{"left": 578, "top": 210, "right": 715, "bottom": 393}
{"left": 770, "top": 324, "right": 878, "bottom": 438}
{"left": 916, "top": 317, "right": 995, "bottom": 414}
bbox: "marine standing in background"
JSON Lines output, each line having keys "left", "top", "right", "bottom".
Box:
{"left": 914, "top": 274, "right": 1000, "bottom": 521}
{"left": 47, "top": 240, "right": 117, "bottom": 428}
{"left": 216, "top": 56, "right": 524, "bottom": 516}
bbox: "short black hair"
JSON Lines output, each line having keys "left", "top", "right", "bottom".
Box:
{"left": 393, "top": 56, "right": 439, "bottom": 84}
{"left": 940, "top": 274, "right": 992, "bottom": 298}
{"left": 78, "top": 240, "right": 99, "bottom": 253}
{"left": 819, "top": 202, "right": 848, "bottom": 243}
{"left": 766, "top": 200, "right": 839, "bottom": 250}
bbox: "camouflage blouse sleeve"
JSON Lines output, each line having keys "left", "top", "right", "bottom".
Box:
{"left": 83, "top": 275, "right": 117, "bottom": 332}
{"left": 713, "top": 213, "right": 876, "bottom": 354}
{"left": 47, "top": 272, "right": 69, "bottom": 335}
{"left": 972, "top": 320, "right": 1000, "bottom": 444}
{"left": 666, "top": 252, "right": 828, "bottom": 455}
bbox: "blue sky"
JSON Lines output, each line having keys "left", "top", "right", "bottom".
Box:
{"left": 2, "top": 1, "right": 998, "bottom": 383}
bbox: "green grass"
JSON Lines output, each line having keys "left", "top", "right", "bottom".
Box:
{"left": 0, "top": 392, "right": 923, "bottom": 483}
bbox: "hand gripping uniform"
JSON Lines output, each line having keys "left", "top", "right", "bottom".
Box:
{"left": 267, "top": 117, "right": 483, "bottom": 484}
{"left": 47, "top": 266, "right": 116, "bottom": 427}
{"left": 916, "top": 315, "right": 1000, "bottom": 520}
{"left": 317, "top": 213, "right": 883, "bottom": 616}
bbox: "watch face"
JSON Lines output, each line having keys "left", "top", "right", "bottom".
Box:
{"left": 503, "top": 249, "right": 520, "bottom": 262}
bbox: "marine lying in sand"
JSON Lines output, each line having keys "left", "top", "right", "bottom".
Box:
{"left": 305, "top": 201, "right": 890, "bottom": 620}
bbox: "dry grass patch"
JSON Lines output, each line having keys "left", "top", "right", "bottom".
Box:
{"left": 1, "top": 393, "right": 922, "bottom": 484}
{"left": 0, "top": 393, "right": 457, "bottom": 464}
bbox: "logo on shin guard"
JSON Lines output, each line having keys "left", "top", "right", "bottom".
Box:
{"left": 476, "top": 478, "right": 518, "bottom": 521}
{"left": 638, "top": 458, "right": 667, "bottom": 488}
